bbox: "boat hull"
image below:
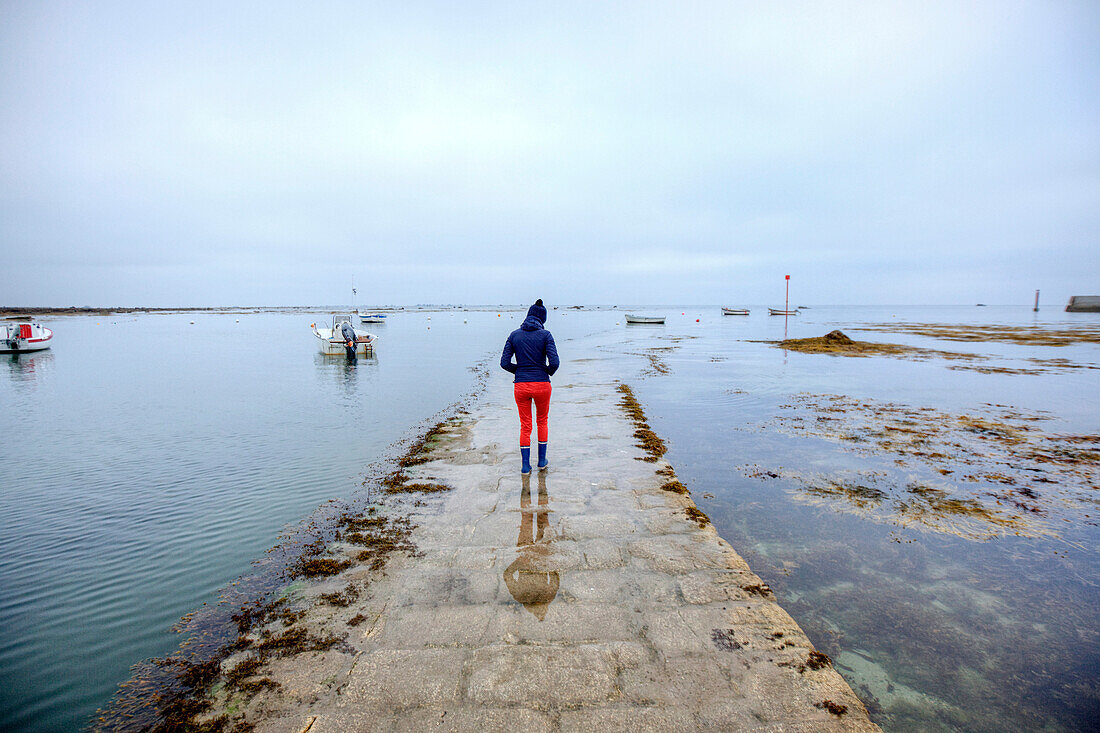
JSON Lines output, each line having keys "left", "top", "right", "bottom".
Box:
{"left": 625, "top": 315, "right": 665, "bottom": 324}
{"left": 768, "top": 309, "right": 798, "bottom": 316}
{"left": 2, "top": 324, "right": 53, "bottom": 352}
{"left": 313, "top": 327, "right": 376, "bottom": 355}
{"left": 722, "top": 308, "right": 750, "bottom": 315}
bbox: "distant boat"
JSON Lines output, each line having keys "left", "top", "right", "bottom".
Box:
{"left": 768, "top": 308, "right": 798, "bottom": 316}
{"left": 312, "top": 315, "right": 378, "bottom": 355}
{"left": 625, "top": 314, "right": 665, "bottom": 324}
{"left": 357, "top": 312, "right": 388, "bottom": 324}
{"left": 722, "top": 308, "right": 750, "bottom": 315}
{"left": 2, "top": 322, "right": 52, "bottom": 353}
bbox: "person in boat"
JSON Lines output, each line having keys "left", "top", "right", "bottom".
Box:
{"left": 339, "top": 319, "right": 358, "bottom": 359}
{"left": 500, "top": 299, "right": 560, "bottom": 474}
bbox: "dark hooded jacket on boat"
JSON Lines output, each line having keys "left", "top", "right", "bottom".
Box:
{"left": 501, "top": 301, "right": 560, "bottom": 383}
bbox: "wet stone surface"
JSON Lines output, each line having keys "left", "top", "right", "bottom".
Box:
{"left": 212, "top": 361, "right": 880, "bottom": 731}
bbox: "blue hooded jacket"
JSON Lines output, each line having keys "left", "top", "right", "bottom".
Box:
{"left": 501, "top": 301, "right": 560, "bottom": 383}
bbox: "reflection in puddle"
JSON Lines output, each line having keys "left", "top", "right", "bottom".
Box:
{"left": 503, "top": 471, "right": 559, "bottom": 621}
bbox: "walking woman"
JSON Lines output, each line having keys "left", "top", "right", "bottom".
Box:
{"left": 501, "top": 299, "right": 560, "bottom": 474}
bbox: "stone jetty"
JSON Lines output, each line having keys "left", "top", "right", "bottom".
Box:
{"left": 1065, "top": 295, "right": 1100, "bottom": 312}
{"left": 206, "top": 361, "right": 879, "bottom": 732}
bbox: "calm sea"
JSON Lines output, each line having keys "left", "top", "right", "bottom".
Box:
{"left": 1, "top": 306, "right": 1096, "bottom": 732}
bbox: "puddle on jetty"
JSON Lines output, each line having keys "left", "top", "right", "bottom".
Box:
{"left": 600, "top": 306, "right": 1099, "bottom": 733}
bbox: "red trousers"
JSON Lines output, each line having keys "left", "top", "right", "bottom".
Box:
{"left": 514, "top": 381, "right": 552, "bottom": 447}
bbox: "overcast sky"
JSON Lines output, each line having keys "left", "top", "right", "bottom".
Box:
{"left": 2, "top": 1, "right": 1097, "bottom": 306}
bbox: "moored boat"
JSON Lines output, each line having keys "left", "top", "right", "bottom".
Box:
{"left": 768, "top": 308, "right": 798, "bottom": 316}
{"left": 625, "top": 314, "right": 665, "bottom": 324}
{"left": 312, "top": 315, "right": 378, "bottom": 355}
{"left": 357, "top": 312, "right": 388, "bottom": 324}
{"left": 722, "top": 308, "right": 750, "bottom": 315}
{"left": 2, "top": 322, "right": 53, "bottom": 353}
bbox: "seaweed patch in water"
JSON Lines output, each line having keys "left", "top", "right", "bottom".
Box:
{"left": 854, "top": 321, "right": 1100, "bottom": 347}
{"left": 762, "top": 330, "right": 987, "bottom": 366}
{"left": 754, "top": 394, "right": 1099, "bottom": 539}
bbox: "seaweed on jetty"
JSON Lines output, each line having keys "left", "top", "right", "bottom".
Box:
{"left": 223, "top": 658, "right": 263, "bottom": 688}
{"left": 319, "top": 583, "right": 360, "bottom": 607}
{"left": 685, "top": 506, "right": 711, "bottom": 527}
{"left": 662, "top": 480, "right": 690, "bottom": 494}
{"left": 617, "top": 383, "right": 667, "bottom": 461}
{"left": 817, "top": 699, "right": 848, "bottom": 716}
{"left": 237, "top": 678, "right": 280, "bottom": 695}
{"left": 399, "top": 418, "right": 453, "bottom": 467}
{"left": 742, "top": 583, "right": 773, "bottom": 598}
{"left": 256, "top": 627, "right": 340, "bottom": 654}
{"left": 293, "top": 557, "right": 352, "bottom": 578}
{"left": 381, "top": 418, "right": 459, "bottom": 493}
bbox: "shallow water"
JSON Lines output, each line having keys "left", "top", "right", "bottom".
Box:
{"left": 2, "top": 305, "right": 1097, "bottom": 731}
{"left": 601, "top": 305, "right": 1099, "bottom": 732}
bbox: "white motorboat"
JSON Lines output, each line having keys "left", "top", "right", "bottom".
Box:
{"left": 357, "top": 312, "right": 388, "bottom": 324}
{"left": 625, "top": 314, "right": 665, "bottom": 324}
{"left": 2, "top": 322, "right": 53, "bottom": 353}
{"left": 722, "top": 308, "right": 750, "bottom": 315}
{"left": 768, "top": 308, "right": 798, "bottom": 316}
{"left": 312, "top": 315, "right": 378, "bottom": 355}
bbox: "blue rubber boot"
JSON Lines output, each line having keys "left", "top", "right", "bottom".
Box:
{"left": 520, "top": 446, "right": 532, "bottom": 475}
{"left": 537, "top": 442, "right": 548, "bottom": 470}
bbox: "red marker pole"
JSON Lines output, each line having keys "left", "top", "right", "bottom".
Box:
{"left": 785, "top": 275, "right": 790, "bottom": 312}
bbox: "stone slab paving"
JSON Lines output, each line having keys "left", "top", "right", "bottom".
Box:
{"left": 240, "top": 361, "right": 879, "bottom": 732}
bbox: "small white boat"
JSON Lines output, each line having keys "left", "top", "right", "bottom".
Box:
{"left": 312, "top": 315, "right": 378, "bottom": 355}
{"left": 357, "top": 312, "right": 388, "bottom": 324}
{"left": 625, "top": 314, "right": 665, "bottom": 324}
{"left": 768, "top": 308, "right": 798, "bottom": 316}
{"left": 2, "top": 322, "right": 53, "bottom": 353}
{"left": 722, "top": 308, "right": 750, "bottom": 315}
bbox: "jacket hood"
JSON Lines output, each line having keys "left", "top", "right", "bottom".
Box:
{"left": 526, "top": 300, "right": 547, "bottom": 324}
{"left": 520, "top": 314, "right": 543, "bottom": 331}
